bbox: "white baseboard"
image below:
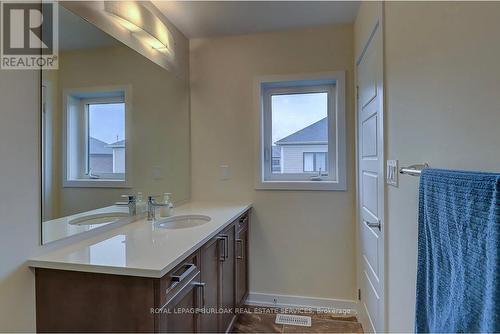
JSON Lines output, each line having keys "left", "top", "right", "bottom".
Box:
{"left": 246, "top": 292, "right": 358, "bottom": 316}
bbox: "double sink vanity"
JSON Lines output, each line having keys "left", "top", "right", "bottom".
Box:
{"left": 31, "top": 202, "right": 251, "bottom": 332}
{"left": 34, "top": 3, "right": 252, "bottom": 332}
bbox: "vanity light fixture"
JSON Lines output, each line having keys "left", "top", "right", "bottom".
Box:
{"left": 104, "top": 1, "right": 171, "bottom": 55}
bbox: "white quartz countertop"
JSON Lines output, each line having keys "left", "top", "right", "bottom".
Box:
{"left": 42, "top": 205, "right": 131, "bottom": 244}
{"left": 29, "top": 201, "right": 252, "bottom": 278}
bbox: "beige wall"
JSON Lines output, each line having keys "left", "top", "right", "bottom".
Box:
{"left": 0, "top": 70, "right": 40, "bottom": 331}
{"left": 190, "top": 25, "right": 357, "bottom": 301}
{"left": 48, "top": 45, "right": 190, "bottom": 217}
{"left": 384, "top": 2, "right": 500, "bottom": 331}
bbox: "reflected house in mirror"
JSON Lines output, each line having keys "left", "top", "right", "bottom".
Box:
{"left": 89, "top": 136, "right": 125, "bottom": 175}
{"left": 40, "top": 3, "right": 190, "bottom": 244}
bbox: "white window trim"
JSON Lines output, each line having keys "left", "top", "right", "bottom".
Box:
{"left": 255, "top": 72, "right": 346, "bottom": 191}
{"left": 62, "top": 85, "right": 132, "bottom": 188}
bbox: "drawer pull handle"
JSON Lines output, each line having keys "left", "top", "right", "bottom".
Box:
{"left": 236, "top": 239, "right": 244, "bottom": 260}
{"left": 217, "top": 236, "right": 226, "bottom": 261}
{"left": 167, "top": 263, "right": 197, "bottom": 293}
{"left": 194, "top": 281, "right": 206, "bottom": 308}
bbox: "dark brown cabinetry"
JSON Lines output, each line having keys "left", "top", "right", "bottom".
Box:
{"left": 200, "top": 236, "right": 220, "bottom": 332}
{"left": 200, "top": 221, "right": 237, "bottom": 332}
{"left": 220, "top": 223, "right": 236, "bottom": 331}
{"left": 35, "top": 210, "right": 250, "bottom": 333}
{"left": 235, "top": 215, "right": 249, "bottom": 307}
{"left": 157, "top": 254, "right": 203, "bottom": 333}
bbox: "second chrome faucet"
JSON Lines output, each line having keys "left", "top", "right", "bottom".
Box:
{"left": 147, "top": 196, "right": 170, "bottom": 221}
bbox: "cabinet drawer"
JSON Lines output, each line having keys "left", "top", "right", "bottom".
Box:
{"left": 158, "top": 251, "right": 200, "bottom": 308}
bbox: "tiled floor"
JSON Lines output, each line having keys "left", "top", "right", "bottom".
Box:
{"left": 233, "top": 306, "right": 363, "bottom": 333}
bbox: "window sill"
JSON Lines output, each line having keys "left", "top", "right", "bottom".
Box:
{"left": 255, "top": 180, "right": 346, "bottom": 191}
{"left": 63, "top": 179, "right": 131, "bottom": 188}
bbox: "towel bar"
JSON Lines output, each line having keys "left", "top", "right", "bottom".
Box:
{"left": 400, "top": 163, "right": 429, "bottom": 176}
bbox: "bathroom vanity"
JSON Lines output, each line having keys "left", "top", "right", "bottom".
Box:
{"left": 31, "top": 203, "right": 251, "bottom": 332}
{"left": 33, "top": 3, "right": 251, "bottom": 332}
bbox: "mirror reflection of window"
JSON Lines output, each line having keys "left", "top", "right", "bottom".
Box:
{"left": 64, "top": 90, "right": 127, "bottom": 185}
{"left": 87, "top": 102, "right": 125, "bottom": 178}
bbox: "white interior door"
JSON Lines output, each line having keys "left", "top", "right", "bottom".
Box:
{"left": 357, "top": 21, "right": 384, "bottom": 333}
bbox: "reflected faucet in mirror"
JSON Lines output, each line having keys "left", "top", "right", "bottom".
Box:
{"left": 115, "top": 195, "right": 137, "bottom": 216}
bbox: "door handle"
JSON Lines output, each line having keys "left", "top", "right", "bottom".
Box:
{"left": 219, "top": 234, "right": 229, "bottom": 260}
{"left": 236, "top": 239, "right": 244, "bottom": 260}
{"left": 365, "top": 220, "right": 381, "bottom": 231}
{"left": 217, "top": 236, "right": 226, "bottom": 261}
{"left": 194, "top": 281, "right": 206, "bottom": 308}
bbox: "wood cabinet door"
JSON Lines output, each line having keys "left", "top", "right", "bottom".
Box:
{"left": 236, "top": 226, "right": 249, "bottom": 307}
{"left": 158, "top": 266, "right": 202, "bottom": 333}
{"left": 220, "top": 223, "right": 236, "bottom": 332}
{"left": 200, "top": 237, "right": 221, "bottom": 332}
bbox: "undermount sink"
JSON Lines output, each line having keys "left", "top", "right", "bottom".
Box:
{"left": 156, "top": 215, "right": 212, "bottom": 230}
{"left": 69, "top": 212, "right": 129, "bottom": 226}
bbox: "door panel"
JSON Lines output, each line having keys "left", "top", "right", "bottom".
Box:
{"left": 363, "top": 270, "right": 381, "bottom": 331}
{"left": 220, "top": 224, "right": 236, "bottom": 332}
{"left": 200, "top": 239, "right": 220, "bottom": 332}
{"left": 361, "top": 221, "right": 379, "bottom": 278}
{"left": 236, "top": 226, "right": 249, "bottom": 307}
{"left": 357, "top": 20, "right": 384, "bottom": 333}
{"left": 158, "top": 270, "right": 201, "bottom": 333}
{"left": 362, "top": 114, "right": 378, "bottom": 158}
{"left": 362, "top": 171, "right": 378, "bottom": 217}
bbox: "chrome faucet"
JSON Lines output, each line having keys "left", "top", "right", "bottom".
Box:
{"left": 147, "top": 196, "right": 169, "bottom": 221}
{"left": 115, "top": 195, "right": 137, "bottom": 216}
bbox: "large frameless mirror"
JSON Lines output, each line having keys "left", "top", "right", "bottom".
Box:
{"left": 41, "top": 3, "right": 190, "bottom": 244}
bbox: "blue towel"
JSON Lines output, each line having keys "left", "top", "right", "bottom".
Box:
{"left": 415, "top": 168, "right": 500, "bottom": 333}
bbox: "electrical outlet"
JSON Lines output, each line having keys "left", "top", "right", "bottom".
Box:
{"left": 386, "top": 160, "right": 398, "bottom": 187}
{"left": 220, "top": 165, "right": 230, "bottom": 180}
{"left": 152, "top": 165, "right": 163, "bottom": 180}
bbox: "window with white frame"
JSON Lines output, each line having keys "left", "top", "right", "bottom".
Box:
{"left": 64, "top": 88, "right": 129, "bottom": 187}
{"left": 258, "top": 73, "right": 346, "bottom": 191}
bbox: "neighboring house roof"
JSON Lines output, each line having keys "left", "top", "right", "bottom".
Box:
{"left": 89, "top": 137, "right": 112, "bottom": 155}
{"left": 272, "top": 146, "right": 281, "bottom": 158}
{"left": 275, "top": 117, "right": 327, "bottom": 145}
{"left": 106, "top": 139, "right": 126, "bottom": 148}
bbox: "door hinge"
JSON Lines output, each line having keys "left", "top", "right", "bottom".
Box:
{"left": 358, "top": 288, "right": 361, "bottom": 301}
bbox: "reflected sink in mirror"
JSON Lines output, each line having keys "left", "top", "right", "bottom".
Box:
{"left": 156, "top": 215, "right": 211, "bottom": 230}
{"left": 69, "top": 212, "right": 129, "bottom": 226}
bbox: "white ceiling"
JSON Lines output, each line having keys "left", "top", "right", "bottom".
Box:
{"left": 153, "top": 1, "right": 360, "bottom": 39}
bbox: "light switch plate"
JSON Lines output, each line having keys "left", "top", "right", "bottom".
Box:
{"left": 386, "top": 160, "right": 398, "bottom": 187}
